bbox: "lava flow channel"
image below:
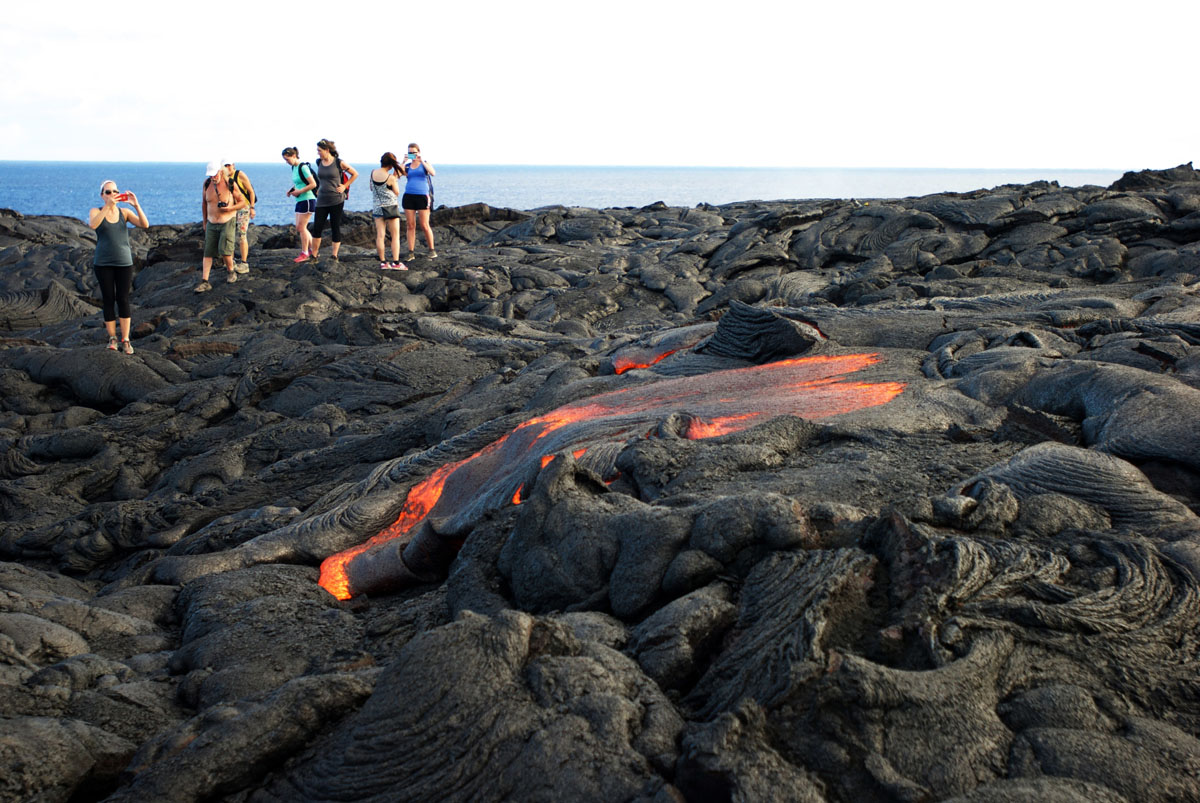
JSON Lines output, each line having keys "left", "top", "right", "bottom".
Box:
{"left": 319, "top": 353, "right": 905, "bottom": 599}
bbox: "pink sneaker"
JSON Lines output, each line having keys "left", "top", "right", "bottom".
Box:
{"left": 294, "top": 251, "right": 310, "bottom": 263}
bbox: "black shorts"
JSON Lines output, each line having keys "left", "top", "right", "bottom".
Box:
{"left": 402, "top": 193, "right": 430, "bottom": 211}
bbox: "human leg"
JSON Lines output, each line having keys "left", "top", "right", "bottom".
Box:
{"left": 405, "top": 209, "right": 417, "bottom": 257}
{"left": 201, "top": 224, "right": 223, "bottom": 282}
{"left": 374, "top": 216, "right": 386, "bottom": 262}
{"left": 329, "top": 204, "right": 344, "bottom": 259}
{"left": 94, "top": 264, "right": 117, "bottom": 322}
{"left": 310, "top": 206, "right": 330, "bottom": 258}
{"left": 387, "top": 217, "right": 402, "bottom": 262}
{"left": 113, "top": 264, "right": 133, "bottom": 340}
{"left": 219, "top": 220, "right": 238, "bottom": 280}
{"left": 236, "top": 209, "right": 250, "bottom": 263}
{"left": 419, "top": 209, "right": 436, "bottom": 254}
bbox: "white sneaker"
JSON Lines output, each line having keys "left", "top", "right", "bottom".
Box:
{"left": 234, "top": 262, "right": 250, "bottom": 274}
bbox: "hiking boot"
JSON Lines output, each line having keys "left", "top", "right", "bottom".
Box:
{"left": 121, "top": 339, "right": 134, "bottom": 355}
{"left": 107, "top": 336, "right": 119, "bottom": 351}
{"left": 293, "top": 251, "right": 310, "bottom": 263}
{"left": 227, "top": 270, "right": 237, "bottom": 284}
{"left": 194, "top": 281, "right": 212, "bottom": 293}
{"left": 234, "top": 262, "right": 250, "bottom": 274}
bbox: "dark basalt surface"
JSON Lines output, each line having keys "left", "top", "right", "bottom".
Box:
{"left": 2, "top": 165, "right": 1200, "bottom": 802}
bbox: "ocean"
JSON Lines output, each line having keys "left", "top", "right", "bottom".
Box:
{"left": 0, "top": 161, "right": 1125, "bottom": 227}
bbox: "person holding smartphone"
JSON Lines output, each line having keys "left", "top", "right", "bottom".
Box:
{"left": 283, "top": 146, "right": 317, "bottom": 262}
{"left": 402, "top": 143, "right": 437, "bottom": 261}
{"left": 88, "top": 181, "right": 149, "bottom": 354}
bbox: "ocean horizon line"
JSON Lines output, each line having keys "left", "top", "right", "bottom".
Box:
{"left": 0, "top": 162, "right": 1130, "bottom": 226}
{"left": 0, "top": 159, "right": 1130, "bottom": 173}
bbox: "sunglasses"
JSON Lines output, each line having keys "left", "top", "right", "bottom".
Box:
{"left": 103, "top": 189, "right": 121, "bottom": 195}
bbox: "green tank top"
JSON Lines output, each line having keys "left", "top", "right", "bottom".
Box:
{"left": 94, "top": 213, "right": 132, "bottom": 267}
{"left": 292, "top": 163, "right": 316, "bottom": 202}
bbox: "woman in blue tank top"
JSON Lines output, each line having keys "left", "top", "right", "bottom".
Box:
{"left": 402, "top": 143, "right": 437, "bottom": 261}
{"left": 88, "top": 181, "right": 149, "bottom": 354}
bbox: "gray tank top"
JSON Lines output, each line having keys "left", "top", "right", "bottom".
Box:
{"left": 94, "top": 214, "right": 132, "bottom": 267}
{"left": 371, "top": 173, "right": 399, "bottom": 212}
{"left": 315, "top": 159, "right": 345, "bottom": 208}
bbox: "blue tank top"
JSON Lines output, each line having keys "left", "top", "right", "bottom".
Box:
{"left": 405, "top": 163, "right": 429, "bottom": 196}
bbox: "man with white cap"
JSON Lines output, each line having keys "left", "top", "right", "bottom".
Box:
{"left": 196, "top": 158, "right": 247, "bottom": 292}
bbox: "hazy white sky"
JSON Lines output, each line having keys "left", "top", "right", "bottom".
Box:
{"left": 2, "top": 0, "right": 1195, "bottom": 169}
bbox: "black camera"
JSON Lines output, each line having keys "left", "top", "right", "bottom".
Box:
{"left": 217, "top": 201, "right": 228, "bottom": 208}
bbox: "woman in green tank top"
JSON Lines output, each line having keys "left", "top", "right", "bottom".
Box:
{"left": 282, "top": 146, "right": 317, "bottom": 261}
{"left": 88, "top": 180, "right": 149, "bottom": 354}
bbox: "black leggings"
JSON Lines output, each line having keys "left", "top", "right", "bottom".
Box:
{"left": 94, "top": 264, "right": 133, "bottom": 321}
{"left": 311, "top": 203, "right": 344, "bottom": 242}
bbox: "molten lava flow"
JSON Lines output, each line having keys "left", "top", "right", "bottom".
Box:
{"left": 613, "top": 348, "right": 678, "bottom": 375}
{"left": 319, "top": 353, "right": 906, "bottom": 600}
{"left": 318, "top": 457, "right": 463, "bottom": 601}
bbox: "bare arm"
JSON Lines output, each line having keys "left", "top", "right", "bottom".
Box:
{"left": 424, "top": 162, "right": 435, "bottom": 177}
{"left": 87, "top": 207, "right": 107, "bottom": 229}
{"left": 339, "top": 162, "right": 358, "bottom": 194}
{"left": 241, "top": 175, "right": 257, "bottom": 206}
{"left": 226, "top": 185, "right": 248, "bottom": 213}
{"left": 239, "top": 175, "right": 257, "bottom": 217}
{"left": 122, "top": 192, "right": 149, "bottom": 228}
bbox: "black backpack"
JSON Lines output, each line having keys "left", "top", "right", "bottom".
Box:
{"left": 296, "top": 162, "right": 317, "bottom": 196}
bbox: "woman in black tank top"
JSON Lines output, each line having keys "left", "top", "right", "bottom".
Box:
{"left": 88, "top": 180, "right": 149, "bottom": 354}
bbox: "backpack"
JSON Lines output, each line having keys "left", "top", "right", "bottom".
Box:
{"left": 338, "top": 159, "right": 351, "bottom": 200}
{"left": 296, "top": 162, "right": 317, "bottom": 196}
{"left": 230, "top": 169, "right": 255, "bottom": 206}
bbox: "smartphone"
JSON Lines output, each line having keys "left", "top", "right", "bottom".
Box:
{"left": 116, "top": 193, "right": 129, "bottom": 202}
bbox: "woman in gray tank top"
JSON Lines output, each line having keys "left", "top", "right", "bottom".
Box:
{"left": 88, "top": 180, "right": 149, "bottom": 354}
{"left": 309, "top": 139, "right": 357, "bottom": 261}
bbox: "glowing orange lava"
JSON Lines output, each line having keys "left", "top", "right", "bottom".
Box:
{"left": 319, "top": 353, "right": 906, "bottom": 600}
{"left": 613, "top": 349, "right": 678, "bottom": 375}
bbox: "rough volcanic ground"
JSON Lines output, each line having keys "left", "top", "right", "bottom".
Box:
{"left": 3, "top": 165, "right": 1200, "bottom": 802}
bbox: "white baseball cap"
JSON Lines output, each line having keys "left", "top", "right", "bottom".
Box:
{"left": 205, "top": 160, "right": 225, "bottom": 177}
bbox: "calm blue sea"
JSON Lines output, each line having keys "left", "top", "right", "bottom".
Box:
{"left": 0, "top": 161, "right": 1124, "bottom": 227}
